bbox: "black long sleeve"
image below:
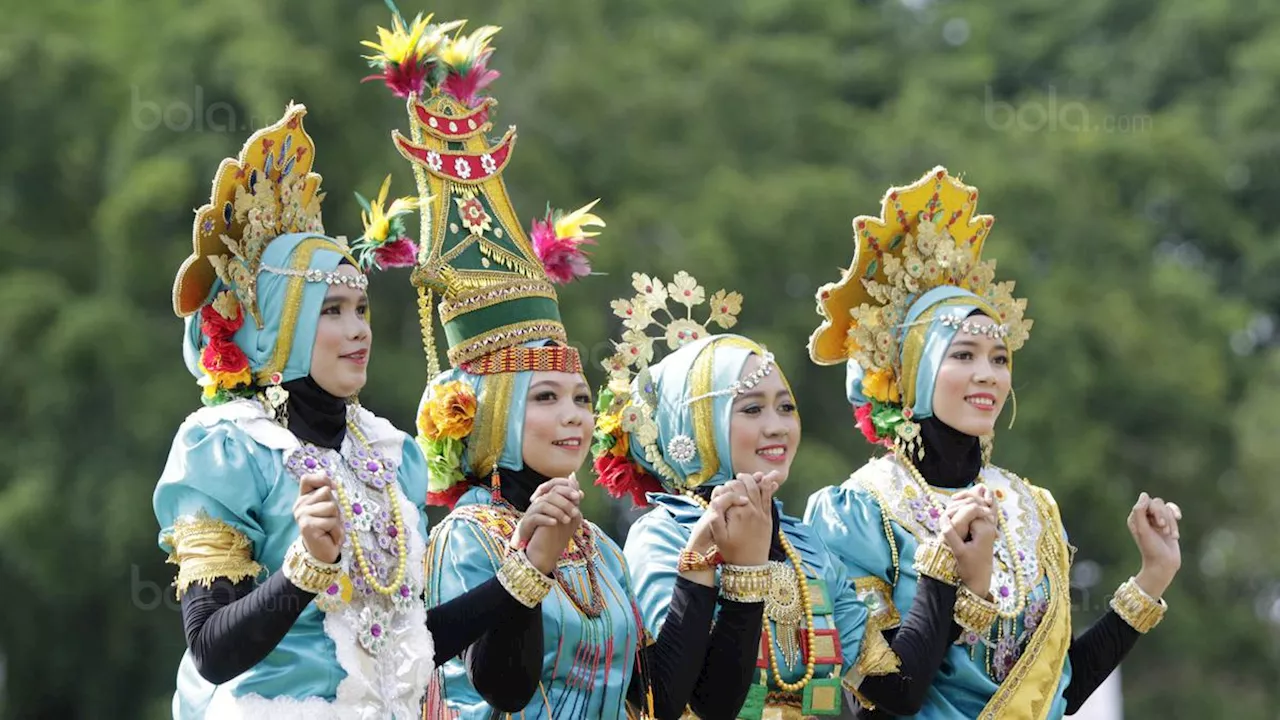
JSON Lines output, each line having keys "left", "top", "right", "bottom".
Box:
{"left": 855, "top": 578, "right": 959, "bottom": 716}
{"left": 183, "top": 571, "right": 543, "bottom": 689}
{"left": 427, "top": 576, "right": 537, "bottom": 667}
{"left": 1063, "top": 610, "right": 1140, "bottom": 714}
{"left": 463, "top": 589, "right": 544, "bottom": 712}
{"left": 181, "top": 572, "right": 316, "bottom": 684}
{"left": 627, "top": 576, "right": 720, "bottom": 719}
{"left": 689, "top": 598, "right": 766, "bottom": 720}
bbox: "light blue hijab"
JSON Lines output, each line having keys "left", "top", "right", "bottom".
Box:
{"left": 626, "top": 334, "right": 783, "bottom": 492}
{"left": 182, "top": 233, "right": 351, "bottom": 385}
{"left": 418, "top": 339, "right": 571, "bottom": 479}
{"left": 846, "top": 285, "right": 998, "bottom": 418}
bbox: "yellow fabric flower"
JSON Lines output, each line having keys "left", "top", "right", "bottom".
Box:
{"left": 417, "top": 400, "right": 440, "bottom": 440}
{"left": 597, "top": 412, "right": 621, "bottom": 437}
{"left": 428, "top": 381, "right": 477, "bottom": 440}
{"left": 609, "top": 428, "right": 631, "bottom": 458}
{"left": 861, "top": 368, "right": 900, "bottom": 404}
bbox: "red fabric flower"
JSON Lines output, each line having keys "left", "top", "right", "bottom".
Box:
{"left": 426, "top": 482, "right": 472, "bottom": 510}
{"left": 594, "top": 453, "right": 662, "bottom": 508}
{"left": 202, "top": 337, "right": 249, "bottom": 376}
{"left": 200, "top": 302, "right": 242, "bottom": 341}
{"left": 855, "top": 403, "right": 883, "bottom": 446}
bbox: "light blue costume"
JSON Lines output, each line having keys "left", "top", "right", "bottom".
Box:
{"left": 804, "top": 287, "right": 1075, "bottom": 718}
{"left": 619, "top": 334, "right": 870, "bottom": 718}
{"left": 421, "top": 359, "right": 645, "bottom": 719}
{"left": 155, "top": 234, "right": 435, "bottom": 719}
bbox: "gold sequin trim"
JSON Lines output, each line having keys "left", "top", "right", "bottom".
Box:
{"left": 447, "top": 320, "right": 569, "bottom": 366}
{"left": 439, "top": 280, "right": 558, "bottom": 324}
{"left": 469, "top": 371, "right": 516, "bottom": 477}
{"left": 852, "top": 576, "right": 903, "bottom": 678}
{"left": 164, "top": 512, "right": 263, "bottom": 599}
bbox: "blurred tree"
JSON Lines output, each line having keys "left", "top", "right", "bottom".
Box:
{"left": 0, "top": 0, "right": 1276, "bottom": 717}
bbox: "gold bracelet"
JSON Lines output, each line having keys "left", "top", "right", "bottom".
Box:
{"left": 912, "top": 539, "right": 960, "bottom": 586}
{"left": 720, "top": 563, "right": 770, "bottom": 603}
{"left": 677, "top": 545, "right": 722, "bottom": 573}
{"left": 954, "top": 585, "right": 999, "bottom": 635}
{"left": 1110, "top": 577, "right": 1167, "bottom": 633}
{"left": 497, "top": 549, "right": 553, "bottom": 608}
{"left": 283, "top": 538, "right": 341, "bottom": 594}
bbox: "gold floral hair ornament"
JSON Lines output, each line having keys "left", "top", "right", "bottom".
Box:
{"left": 591, "top": 272, "right": 762, "bottom": 502}
{"left": 809, "top": 166, "right": 1032, "bottom": 455}
{"left": 173, "top": 103, "right": 327, "bottom": 328}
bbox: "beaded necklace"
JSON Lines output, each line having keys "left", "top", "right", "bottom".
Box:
{"left": 284, "top": 410, "right": 409, "bottom": 599}
{"left": 894, "top": 447, "right": 1028, "bottom": 619}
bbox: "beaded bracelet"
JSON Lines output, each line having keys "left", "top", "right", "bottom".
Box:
{"left": 954, "top": 585, "right": 999, "bottom": 635}
{"left": 497, "top": 549, "right": 554, "bottom": 608}
{"left": 1110, "top": 577, "right": 1167, "bottom": 633}
{"left": 720, "top": 564, "right": 770, "bottom": 603}
{"left": 283, "top": 538, "right": 341, "bottom": 594}
{"left": 912, "top": 539, "right": 960, "bottom": 586}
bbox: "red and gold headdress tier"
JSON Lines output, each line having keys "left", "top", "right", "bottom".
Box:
{"left": 361, "top": 6, "right": 603, "bottom": 378}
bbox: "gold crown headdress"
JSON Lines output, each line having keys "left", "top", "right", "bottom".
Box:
{"left": 591, "top": 272, "right": 774, "bottom": 499}
{"left": 173, "top": 103, "right": 377, "bottom": 404}
{"left": 173, "top": 103, "right": 332, "bottom": 328}
{"left": 809, "top": 166, "right": 1032, "bottom": 452}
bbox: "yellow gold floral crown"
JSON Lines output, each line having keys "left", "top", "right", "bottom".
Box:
{"left": 173, "top": 103, "right": 329, "bottom": 328}
{"left": 592, "top": 272, "right": 770, "bottom": 498}
{"left": 809, "top": 166, "right": 1032, "bottom": 387}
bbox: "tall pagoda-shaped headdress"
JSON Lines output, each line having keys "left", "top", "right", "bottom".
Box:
{"left": 361, "top": 7, "right": 602, "bottom": 379}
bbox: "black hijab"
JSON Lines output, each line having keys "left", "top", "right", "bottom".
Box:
{"left": 912, "top": 415, "right": 983, "bottom": 489}
{"left": 283, "top": 376, "right": 347, "bottom": 450}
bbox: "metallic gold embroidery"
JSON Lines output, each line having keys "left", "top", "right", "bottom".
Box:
{"left": 448, "top": 320, "right": 568, "bottom": 366}
{"left": 851, "top": 576, "right": 903, "bottom": 678}
{"left": 438, "top": 280, "right": 558, "bottom": 323}
{"left": 469, "top": 371, "right": 516, "bottom": 476}
{"left": 164, "top": 512, "right": 263, "bottom": 599}
{"left": 977, "top": 488, "right": 1072, "bottom": 719}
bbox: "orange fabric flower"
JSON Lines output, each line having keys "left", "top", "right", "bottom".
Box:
{"left": 424, "top": 381, "right": 477, "bottom": 440}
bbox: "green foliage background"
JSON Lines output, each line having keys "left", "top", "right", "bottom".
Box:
{"left": 2, "top": 0, "right": 1278, "bottom": 716}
